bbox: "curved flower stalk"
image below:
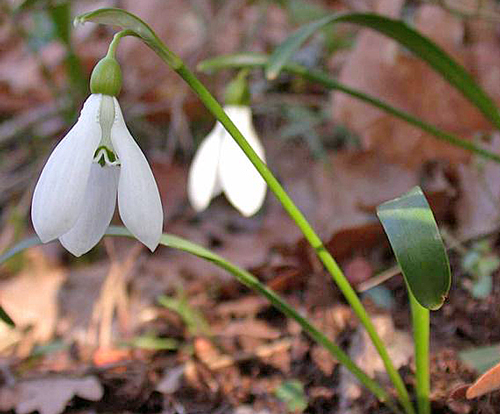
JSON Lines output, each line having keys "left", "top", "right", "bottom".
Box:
{"left": 188, "top": 105, "right": 266, "bottom": 217}
{"left": 31, "top": 94, "right": 163, "bottom": 256}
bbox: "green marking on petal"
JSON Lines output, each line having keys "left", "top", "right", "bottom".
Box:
{"left": 94, "top": 145, "right": 118, "bottom": 166}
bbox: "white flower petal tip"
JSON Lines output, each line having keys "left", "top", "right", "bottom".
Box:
{"left": 220, "top": 106, "right": 266, "bottom": 217}
{"left": 187, "top": 105, "right": 267, "bottom": 217}
{"left": 111, "top": 98, "right": 163, "bottom": 252}
{"left": 31, "top": 94, "right": 164, "bottom": 256}
{"left": 31, "top": 94, "right": 102, "bottom": 242}
{"left": 187, "top": 125, "right": 224, "bottom": 212}
{"left": 59, "top": 164, "right": 119, "bottom": 256}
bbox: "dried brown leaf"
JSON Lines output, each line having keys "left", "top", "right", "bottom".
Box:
{"left": 0, "top": 247, "right": 65, "bottom": 356}
{"left": 332, "top": 2, "right": 491, "bottom": 167}
{"left": 466, "top": 361, "right": 500, "bottom": 399}
{"left": 455, "top": 133, "right": 500, "bottom": 239}
{"left": 0, "top": 376, "right": 103, "bottom": 414}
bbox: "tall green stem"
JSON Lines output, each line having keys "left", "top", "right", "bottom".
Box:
{"left": 174, "top": 64, "right": 415, "bottom": 414}
{"left": 409, "top": 291, "right": 431, "bottom": 414}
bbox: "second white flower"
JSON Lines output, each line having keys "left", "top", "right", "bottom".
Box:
{"left": 187, "top": 105, "right": 266, "bottom": 217}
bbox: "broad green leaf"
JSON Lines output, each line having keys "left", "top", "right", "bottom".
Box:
{"left": 377, "top": 187, "right": 451, "bottom": 310}
{"left": 266, "top": 13, "right": 500, "bottom": 129}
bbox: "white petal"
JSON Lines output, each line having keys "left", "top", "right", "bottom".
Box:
{"left": 59, "top": 164, "right": 119, "bottom": 256}
{"left": 111, "top": 98, "right": 163, "bottom": 251}
{"left": 31, "top": 94, "right": 102, "bottom": 242}
{"left": 219, "top": 106, "right": 267, "bottom": 217}
{"left": 187, "top": 124, "right": 224, "bottom": 212}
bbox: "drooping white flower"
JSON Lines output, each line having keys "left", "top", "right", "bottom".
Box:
{"left": 188, "top": 105, "right": 266, "bottom": 217}
{"left": 31, "top": 94, "right": 163, "bottom": 256}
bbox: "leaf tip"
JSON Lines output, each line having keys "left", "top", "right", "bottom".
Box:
{"left": 466, "top": 360, "right": 500, "bottom": 399}
{"left": 428, "top": 293, "right": 448, "bottom": 311}
{"left": 0, "top": 307, "right": 15, "bottom": 328}
{"left": 196, "top": 62, "right": 210, "bottom": 74}
{"left": 73, "top": 14, "right": 86, "bottom": 27}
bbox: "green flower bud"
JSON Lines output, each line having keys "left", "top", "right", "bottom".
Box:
{"left": 90, "top": 56, "right": 122, "bottom": 96}
{"left": 224, "top": 70, "right": 250, "bottom": 106}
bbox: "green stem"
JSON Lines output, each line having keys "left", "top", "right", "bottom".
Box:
{"left": 409, "top": 291, "right": 431, "bottom": 414}
{"left": 174, "top": 63, "right": 415, "bottom": 414}
{"left": 0, "top": 229, "right": 401, "bottom": 414}
{"left": 198, "top": 53, "right": 500, "bottom": 165}
{"left": 106, "top": 30, "right": 135, "bottom": 58}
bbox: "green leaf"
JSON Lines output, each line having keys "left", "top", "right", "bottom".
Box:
{"left": 274, "top": 379, "right": 308, "bottom": 412}
{"left": 266, "top": 13, "right": 500, "bottom": 129}
{"left": 377, "top": 187, "right": 451, "bottom": 310}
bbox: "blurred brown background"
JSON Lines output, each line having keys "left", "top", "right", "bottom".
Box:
{"left": 2, "top": 1, "right": 500, "bottom": 413}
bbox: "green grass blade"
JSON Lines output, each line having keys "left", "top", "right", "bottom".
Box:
{"left": 377, "top": 186, "right": 451, "bottom": 310}
{"left": 0, "top": 228, "right": 400, "bottom": 412}
{"left": 0, "top": 235, "right": 41, "bottom": 264}
{"left": 265, "top": 13, "right": 500, "bottom": 129}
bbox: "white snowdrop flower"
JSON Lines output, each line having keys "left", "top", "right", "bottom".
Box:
{"left": 188, "top": 105, "right": 266, "bottom": 217}
{"left": 31, "top": 93, "right": 163, "bottom": 256}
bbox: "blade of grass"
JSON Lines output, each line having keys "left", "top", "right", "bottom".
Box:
{"left": 0, "top": 229, "right": 401, "bottom": 413}
{"left": 265, "top": 13, "right": 500, "bottom": 130}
